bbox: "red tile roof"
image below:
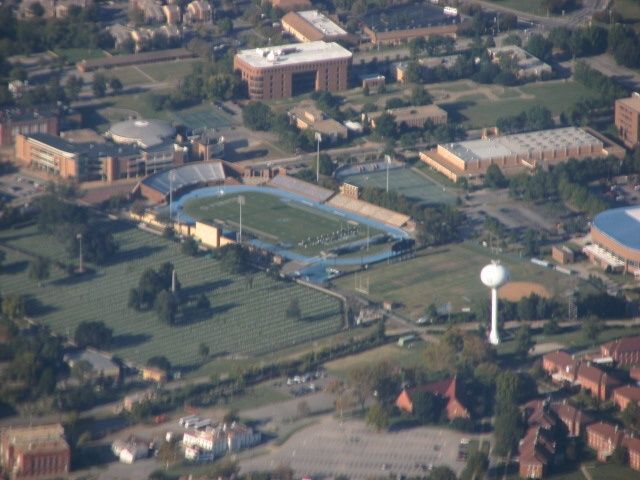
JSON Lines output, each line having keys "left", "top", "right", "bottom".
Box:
{"left": 587, "top": 421, "right": 625, "bottom": 442}
{"left": 543, "top": 351, "right": 576, "bottom": 370}
{"left": 614, "top": 385, "right": 640, "bottom": 403}
{"left": 602, "top": 336, "right": 640, "bottom": 356}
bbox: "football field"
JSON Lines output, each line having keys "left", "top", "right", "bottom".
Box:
{"left": 182, "top": 191, "right": 382, "bottom": 253}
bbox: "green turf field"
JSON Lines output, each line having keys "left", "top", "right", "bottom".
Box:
{"left": 183, "top": 192, "right": 382, "bottom": 254}
{"left": 614, "top": 0, "right": 640, "bottom": 21}
{"left": 334, "top": 242, "right": 572, "bottom": 320}
{"left": 54, "top": 48, "right": 106, "bottom": 63}
{"left": 340, "top": 167, "right": 457, "bottom": 205}
{"left": 138, "top": 59, "right": 202, "bottom": 82}
{"left": 0, "top": 222, "right": 343, "bottom": 368}
{"left": 172, "top": 106, "right": 231, "bottom": 130}
{"left": 482, "top": 0, "right": 549, "bottom": 15}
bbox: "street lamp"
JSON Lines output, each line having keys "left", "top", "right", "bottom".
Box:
{"left": 315, "top": 132, "right": 322, "bottom": 183}
{"left": 237, "top": 195, "right": 245, "bottom": 243}
{"left": 76, "top": 233, "right": 84, "bottom": 274}
{"left": 384, "top": 154, "right": 391, "bottom": 193}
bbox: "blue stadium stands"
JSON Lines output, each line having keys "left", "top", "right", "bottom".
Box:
{"left": 141, "top": 162, "right": 227, "bottom": 197}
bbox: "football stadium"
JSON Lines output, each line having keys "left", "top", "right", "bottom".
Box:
{"left": 136, "top": 163, "right": 413, "bottom": 282}
{"left": 585, "top": 206, "right": 640, "bottom": 277}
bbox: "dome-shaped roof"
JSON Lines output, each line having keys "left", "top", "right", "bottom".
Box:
{"left": 108, "top": 119, "right": 175, "bottom": 148}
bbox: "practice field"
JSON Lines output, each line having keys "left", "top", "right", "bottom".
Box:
{"left": 54, "top": 48, "right": 106, "bottom": 63}
{"left": 172, "top": 106, "right": 231, "bottom": 130}
{"left": 182, "top": 191, "right": 384, "bottom": 254}
{"left": 483, "top": 0, "right": 549, "bottom": 15}
{"left": 334, "top": 242, "right": 571, "bottom": 320}
{"left": 340, "top": 167, "right": 457, "bottom": 206}
{"left": 0, "top": 223, "right": 343, "bottom": 367}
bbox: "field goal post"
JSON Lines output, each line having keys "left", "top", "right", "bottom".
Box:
{"left": 354, "top": 273, "right": 370, "bottom": 295}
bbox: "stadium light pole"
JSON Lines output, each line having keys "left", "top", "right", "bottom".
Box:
{"left": 76, "top": 233, "right": 84, "bottom": 274}
{"left": 169, "top": 170, "right": 175, "bottom": 223}
{"left": 384, "top": 154, "right": 391, "bottom": 193}
{"left": 238, "top": 195, "right": 245, "bottom": 243}
{"left": 315, "top": 132, "right": 322, "bottom": 184}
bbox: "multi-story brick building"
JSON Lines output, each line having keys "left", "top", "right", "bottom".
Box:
{"left": 576, "top": 363, "right": 620, "bottom": 402}
{"left": 613, "top": 385, "right": 640, "bottom": 411}
{"left": 625, "top": 436, "right": 640, "bottom": 471}
{"left": 0, "top": 106, "right": 59, "bottom": 146}
{"left": 0, "top": 424, "right": 70, "bottom": 480}
{"left": 549, "top": 401, "right": 593, "bottom": 438}
{"left": 615, "top": 94, "right": 640, "bottom": 148}
{"left": 518, "top": 426, "right": 556, "bottom": 479}
{"left": 281, "top": 10, "right": 350, "bottom": 43}
{"left": 586, "top": 422, "right": 624, "bottom": 461}
{"left": 542, "top": 351, "right": 579, "bottom": 383}
{"left": 234, "top": 41, "right": 352, "bottom": 100}
{"left": 395, "top": 377, "right": 469, "bottom": 420}
{"left": 601, "top": 336, "right": 640, "bottom": 367}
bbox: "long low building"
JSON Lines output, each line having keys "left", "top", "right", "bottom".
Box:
{"left": 585, "top": 205, "right": 640, "bottom": 277}
{"left": 420, "top": 127, "right": 608, "bottom": 183}
{"left": 234, "top": 41, "right": 352, "bottom": 100}
{"left": 282, "top": 10, "right": 351, "bottom": 43}
{"left": 76, "top": 48, "right": 196, "bottom": 73}
{"left": 363, "top": 104, "right": 448, "bottom": 129}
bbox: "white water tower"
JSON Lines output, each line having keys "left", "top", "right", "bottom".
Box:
{"left": 480, "top": 261, "right": 510, "bottom": 345}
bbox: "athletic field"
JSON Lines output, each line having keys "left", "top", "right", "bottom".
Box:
{"left": 0, "top": 222, "right": 343, "bottom": 367}
{"left": 172, "top": 106, "right": 231, "bottom": 130}
{"left": 341, "top": 168, "right": 457, "bottom": 205}
{"left": 182, "top": 192, "right": 383, "bottom": 254}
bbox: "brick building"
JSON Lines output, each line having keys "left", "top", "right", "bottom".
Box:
{"left": 269, "top": 0, "right": 311, "bottom": 11}
{"left": 601, "top": 336, "right": 640, "bottom": 367}
{"left": 0, "top": 424, "right": 70, "bottom": 480}
{"left": 549, "top": 401, "right": 593, "bottom": 438}
{"left": 586, "top": 422, "right": 625, "bottom": 461}
{"left": 0, "top": 106, "right": 59, "bottom": 146}
{"left": 625, "top": 436, "right": 640, "bottom": 471}
{"left": 234, "top": 41, "right": 352, "bottom": 100}
{"left": 518, "top": 427, "right": 556, "bottom": 479}
{"left": 613, "top": 385, "right": 640, "bottom": 411}
{"left": 576, "top": 363, "right": 620, "bottom": 402}
{"left": 615, "top": 94, "right": 640, "bottom": 148}
{"left": 395, "top": 377, "right": 469, "bottom": 420}
{"left": 542, "top": 351, "right": 579, "bottom": 383}
{"left": 363, "top": 104, "right": 448, "bottom": 130}
{"left": 281, "top": 10, "right": 350, "bottom": 43}
{"left": 185, "top": 0, "right": 212, "bottom": 23}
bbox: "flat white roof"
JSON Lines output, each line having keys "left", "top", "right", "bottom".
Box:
{"left": 297, "top": 10, "right": 347, "bottom": 36}
{"left": 236, "top": 41, "right": 352, "bottom": 69}
{"left": 442, "top": 127, "right": 602, "bottom": 164}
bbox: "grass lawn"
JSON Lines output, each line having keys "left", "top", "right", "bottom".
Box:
{"left": 440, "top": 81, "right": 600, "bottom": 129}
{"left": 228, "top": 384, "right": 289, "bottom": 411}
{"left": 614, "top": 0, "right": 640, "bottom": 22}
{"left": 0, "top": 222, "right": 343, "bottom": 369}
{"left": 588, "top": 462, "right": 640, "bottom": 480}
{"left": 106, "top": 66, "right": 151, "bottom": 87}
{"left": 340, "top": 167, "right": 457, "bottom": 205}
{"left": 324, "top": 342, "right": 429, "bottom": 378}
{"left": 182, "top": 191, "right": 385, "bottom": 255}
{"left": 171, "top": 105, "right": 232, "bottom": 130}
{"left": 138, "top": 59, "right": 201, "bottom": 82}
{"left": 54, "top": 48, "right": 106, "bottom": 63}
{"left": 333, "top": 242, "right": 572, "bottom": 320}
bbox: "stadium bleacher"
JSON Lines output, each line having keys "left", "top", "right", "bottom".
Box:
{"left": 269, "top": 175, "right": 335, "bottom": 204}
{"left": 328, "top": 193, "right": 411, "bottom": 228}
{"left": 141, "top": 162, "right": 227, "bottom": 197}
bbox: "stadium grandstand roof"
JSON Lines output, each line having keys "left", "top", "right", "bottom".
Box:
{"left": 269, "top": 174, "right": 335, "bottom": 203}
{"left": 328, "top": 193, "right": 410, "bottom": 228}
{"left": 141, "top": 161, "right": 227, "bottom": 196}
{"left": 592, "top": 206, "right": 640, "bottom": 251}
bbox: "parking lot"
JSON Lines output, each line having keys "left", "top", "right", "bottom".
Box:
{"left": 0, "top": 172, "right": 46, "bottom": 206}
{"left": 240, "top": 416, "right": 480, "bottom": 479}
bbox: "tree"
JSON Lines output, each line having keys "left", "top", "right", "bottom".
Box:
{"left": 582, "top": 316, "right": 603, "bottom": 344}
{"left": 242, "top": 102, "right": 273, "bottom": 131}
{"left": 28, "top": 256, "right": 50, "bottom": 285}
{"left": 198, "top": 342, "right": 209, "bottom": 360}
{"left": 92, "top": 74, "right": 107, "bottom": 98}
{"left": 74, "top": 321, "right": 113, "bottom": 349}
{"left": 286, "top": 298, "right": 301, "bottom": 320}
{"left": 64, "top": 75, "right": 83, "bottom": 101}
{"left": 373, "top": 113, "right": 398, "bottom": 142}
{"left": 494, "top": 403, "right": 522, "bottom": 457}
{"left": 410, "top": 86, "right": 432, "bottom": 106}
{"left": 514, "top": 325, "right": 534, "bottom": 359}
{"left": 526, "top": 34, "right": 553, "bottom": 63}
{"left": 428, "top": 466, "right": 457, "bottom": 480}
{"left": 622, "top": 401, "right": 640, "bottom": 432}
{"left": 1, "top": 294, "right": 25, "bottom": 319}
{"left": 29, "top": 2, "right": 45, "bottom": 17}
{"left": 146, "top": 355, "right": 171, "bottom": 372}
{"left": 0, "top": 249, "right": 5, "bottom": 269}
{"left": 181, "top": 237, "right": 199, "bottom": 256}
{"left": 155, "top": 290, "right": 177, "bottom": 325}
{"left": 317, "top": 153, "right": 334, "bottom": 176}
{"left": 196, "top": 293, "right": 210, "bottom": 311}
{"left": 411, "top": 390, "right": 445, "bottom": 424}
{"left": 483, "top": 164, "right": 507, "bottom": 189}
{"left": 156, "top": 440, "right": 180, "bottom": 468}
{"left": 217, "top": 17, "right": 233, "bottom": 36}
{"left": 109, "top": 77, "right": 123, "bottom": 95}
{"left": 71, "top": 359, "right": 94, "bottom": 383}
{"left": 366, "top": 402, "right": 390, "bottom": 430}
{"left": 296, "top": 400, "right": 311, "bottom": 418}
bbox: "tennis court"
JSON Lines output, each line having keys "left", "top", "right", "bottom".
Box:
{"left": 172, "top": 107, "right": 231, "bottom": 130}
{"left": 341, "top": 167, "right": 457, "bottom": 205}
